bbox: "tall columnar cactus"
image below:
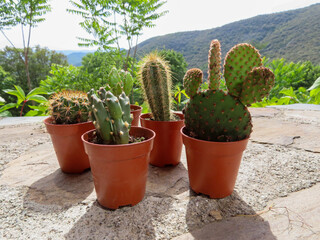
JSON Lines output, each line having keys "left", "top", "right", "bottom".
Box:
{"left": 138, "top": 52, "right": 173, "bottom": 121}
{"left": 183, "top": 40, "right": 275, "bottom": 142}
{"left": 87, "top": 87, "right": 132, "bottom": 144}
{"left": 106, "top": 67, "right": 134, "bottom": 97}
{"left": 49, "top": 90, "right": 90, "bottom": 124}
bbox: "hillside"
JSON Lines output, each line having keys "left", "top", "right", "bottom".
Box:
{"left": 66, "top": 52, "right": 88, "bottom": 66}
{"left": 56, "top": 50, "right": 95, "bottom": 66}
{"left": 136, "top": 3, "right": 320, "bottom": 72}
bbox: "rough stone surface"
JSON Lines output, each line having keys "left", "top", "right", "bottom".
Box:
{"left": 0, "top": 108, "right": 319, "bottom": 239}
{"left": 174, "top": 183, "right": 320, "bottom": 240}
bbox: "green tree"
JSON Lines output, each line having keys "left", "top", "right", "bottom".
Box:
{"left": 68, "top": 0, "right": 168, "bottom": 71}
{"left": 81, "top": 51, "right": 125, "bottom": 80}
{"left": 159, "top": 49, "right": 188, "bottom": 87}
{"left": 1, "top": 85, "right": 48, "bottom": 116}
{"left": 0, "top": 46, "right": 68, "bottom": 92}
{"left": 263, "top": 58, "right": 320, "bottom": 98}
{"left": 0, "top": 0, "right": 51, "bottom": 91}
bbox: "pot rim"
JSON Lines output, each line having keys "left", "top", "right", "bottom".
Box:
{"left": 81, "top": 126, "right": 156, "bottom": 148}
{"left": 180, "top": 126, "right": 250, "bottom": 145}
{"left": 130, "top": 104, "right": 142, "bottom": 112}
{"left": 44, "top": 117, "right": 92, "bottom": 127}
{"left": 140, "top": 112, "right": 184, "bottom": 123}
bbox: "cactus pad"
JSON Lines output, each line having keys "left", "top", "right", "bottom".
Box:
{"left": 224, "top": 43, "right": 262, "bottom": 97}
{"left": 184, "top": 90, "right": 252, "bottom": 142}
{"left": 240, "top": 67, "right": 275, "bottom": 105}
{"left": 208, "top": 39, "right": 221, "bottom": 90}
{"left": 183, "top": 68, "right": 203, "bottom": 98}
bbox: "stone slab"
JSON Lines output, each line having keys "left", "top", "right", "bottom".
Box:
{"left": 174, "top": 183, "right": 320, "bottom": 240}
{"left": 267, "top": 103, "right": 320, "bottom": 111}
{"left": 0, "top": 116, "right": 47, "bottom": 126}
{"left": 0, "top": 109, "right": 319, "bottom": 239}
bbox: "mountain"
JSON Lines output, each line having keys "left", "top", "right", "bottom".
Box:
{"left": 136, "top": 3, "right": 320, "bottom": 72}
{"left": 66, "top": 52, "right": 88, "bottom": 66}
{"left": 56, "top": 50, "right": 95, "bottom": 66}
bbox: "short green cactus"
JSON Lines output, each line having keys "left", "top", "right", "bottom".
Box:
{"left": 138, "top": 52, "right": 173, "bottom": 121}
{"left": 49, "top": 90, "right": 90, "bottom": 124}
{"left": 87, "top": 87, "right": 132, "bottom": 144}
{"left": 106, "top": 67, "right": 134, "bottom": 97}
{"left": 183, "top": 39, "right": 275, "bottom": 142}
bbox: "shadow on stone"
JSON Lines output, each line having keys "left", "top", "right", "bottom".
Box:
{"left": 185, "top": 190, "right": 277, "bottom": 239}
{"left": 23, "top": 169, "right": 94, "bottom": 210}
{"left": 65, "top": 163, "right": 185, "bottom": 239}
{"left": 65, "top": 196, "right": 174, "bottom": 239}
{"left": 146, "top": 162, "right": 189, "bottom": 197}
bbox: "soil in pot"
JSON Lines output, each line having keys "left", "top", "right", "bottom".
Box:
{"left": 82, "top": 126, "right": 155, "bottom": 209}
{"left": 181, "top": 126, "right": 249, "bottom": 199}
{"left": 44, "top": 117, "right": 94, "bottom": 173}
{"left": 140, "top": 112, "right": 184, "bottom": 167}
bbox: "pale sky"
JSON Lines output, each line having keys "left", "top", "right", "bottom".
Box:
{"left": 0, "top": 0, "right": 319, "bottom": 51}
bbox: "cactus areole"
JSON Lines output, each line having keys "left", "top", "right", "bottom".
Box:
{"left": 49, "top": 90, "right": 90, "bottom": 124}
{"left": 87, "top": 87, "right": 132, "bottom": 145}
{"left": 182, "top": 39, "right": 274, "bottom": 199}
{"left": 138, "top": 52, "right": 173, "bottom": 121}
{"left": 183, "top": 39, "right": 275, "bottom": 142}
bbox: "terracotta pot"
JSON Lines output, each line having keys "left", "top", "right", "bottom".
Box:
{"left": 130, "top": 104, "right": 142, "bottom": 127}
{"left": 82, "top": 126, "right": 155, "bottom": 209}
{"left": 181, "top": 127, "right": 249, "bottom": 199}
{"left": 140, "top": 113, "right": 184, "bottom": 167}
{"left": 44, "top": 117, "right": 94, "bottom": 173}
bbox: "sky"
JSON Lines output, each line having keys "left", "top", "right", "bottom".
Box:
{"left": 0, "top": 0, "right": 319, "bottom": 51}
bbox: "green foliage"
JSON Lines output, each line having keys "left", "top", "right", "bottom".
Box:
{"left": 136, "top": 4, "right": 320, "bottom": 71}
{"left": 40, "top": 64, "right": 85, "bottom": 93}
{"left": 68, "top": 0, "right": 168, "bottom": 70}
{"left": 263, "top": 58, "right": 320, "bottom": 98}
{"left": 40, "top": 53, "right": 137, "bottom": 100}
{"left": 252, "top": 77, "right": 320, "bottom": 107}
{"left": 0, "top": 0, "right": 51, "bottom": 91}
{"left": 248, "top": 58, "right": 320, "bottom": 107}
{"left": 0, "top": 0, "right": 51, "bottom": 29}
{"left": 158, "top": 49, "right": 188, "bottom": 86}
{"left": 0, "top": 46, "right": 68, "bottom": 94}
{"left": 172, "top": 85, "right": 188, "bottom": 111}
{"left": 0, "top": 95, "right": 12, "bottom": 117}
{"left": 88, "top": 88, "right": 132, "bottom": 145}
{"left": 1, "top": 85, "right": 48, "bottom": 116}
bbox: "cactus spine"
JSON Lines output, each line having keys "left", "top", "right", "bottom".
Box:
{"left": 107, "top": 67, "right": 134, "bottom": 97}
{"left": 87, "top": 87, "right": 132, "bottom": 144}
{"left": 183, "top": 40, "right": 275, "bottom": 142}
{"left": 49, "top": 90, "right": 90, "bottom": 124}
{"left": 139, "top": 52, "right": 173, "bottom": 121}
{"left": 208, "top": 39, "right": 221, "bottom": 90}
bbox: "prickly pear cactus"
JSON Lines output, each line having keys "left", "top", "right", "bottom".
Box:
{"left": 138, "top": 52, "right": 173, "bottom": 121}
{"left": 184, "top": 90, "right": 252, "bottom": 142}
{"left": 87, "top": 87, "right": 132, "bottom": 145}
{"left": 208, "top": 39, "right": 221, "bottom": 90}
{"left": 183, "top": 40, "right": 275, "bottom": 142}
{"left": 183, "top": 68, "right": 203, "bottom": 97}
{"left": 49, "top": 90, "right": 90, "bottom": 124}
{"left": 223, "top": 43, "right": 262, "bottom": 97}
{"left": 239, "top": 66, "right": 275, "bottom": 105}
